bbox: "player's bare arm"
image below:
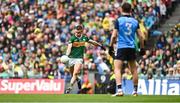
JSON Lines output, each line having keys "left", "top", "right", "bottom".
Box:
{"left": 88, "top": 39, "right": 102, "bottom": 47}
{"left": 88, "top": 39, "right": 106, "bottom": 50}
{"left": 109, "top": 29, "right": 117, "bottom": 57}
{"left": 110, "top": 29, "right": 118, "bottom": 47}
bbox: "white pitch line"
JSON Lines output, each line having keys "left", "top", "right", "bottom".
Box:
{"left": 0, "top": 101, "right": 179, "bottom": 103}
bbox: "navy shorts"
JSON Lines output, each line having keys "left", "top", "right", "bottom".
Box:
{"left": 114, "top": 48, "right": 136, "bottom": 61}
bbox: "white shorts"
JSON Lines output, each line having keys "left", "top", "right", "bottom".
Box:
{"left": 68, "top": 58, "right": 83, "bottom": 68}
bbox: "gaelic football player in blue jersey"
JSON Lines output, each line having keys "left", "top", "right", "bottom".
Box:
{"left": 109, "top": 2, "right": 145, "bottom": 96}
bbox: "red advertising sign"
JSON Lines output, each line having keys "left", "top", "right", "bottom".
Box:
{"left": 0, "top": 79, "right": 65, "bottom": 94}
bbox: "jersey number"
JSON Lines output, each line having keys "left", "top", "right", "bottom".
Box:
{"left": 125, "top": 23, "right": 132, "bottom": 35}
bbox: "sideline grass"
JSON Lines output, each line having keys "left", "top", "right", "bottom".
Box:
{"left": 0, "top": 94, "right": 179, "bottom": 103}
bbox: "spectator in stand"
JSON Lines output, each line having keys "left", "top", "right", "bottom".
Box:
{"left": 160, "top": 0, "right": 166, "bottom": 23}
{"left": 122, "top": 68, "right": 132, "bottom": 80}
{"left": 174, "top": 61, "right": 180, "bottom": 79}
{"left": 153, "top": 69, "right": 164, "bottom": 79}
{"left": 95, "top": 56, "right": 110, "bottom": 75}
{"left": 79, "top": 78, "right": 93, "bottom": 94}
{"left": 166, "top": 67, "right": 175, "bottom": 79}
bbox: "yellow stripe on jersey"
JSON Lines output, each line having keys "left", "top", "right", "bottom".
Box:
{"left": 72, "top": 42, "right": 86, "bottom": 47}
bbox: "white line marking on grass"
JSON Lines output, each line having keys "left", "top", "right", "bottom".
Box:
{"left": 0, "top": 101, "right": 179, "bottom": 103}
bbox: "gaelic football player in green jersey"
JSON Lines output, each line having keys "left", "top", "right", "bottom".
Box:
{"left": 65, "top": 24, "right": 105, "bottom": 93}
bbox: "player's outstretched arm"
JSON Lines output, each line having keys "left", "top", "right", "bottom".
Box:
{"left": 88, "top": 39, "right": 106, "bottom": 50}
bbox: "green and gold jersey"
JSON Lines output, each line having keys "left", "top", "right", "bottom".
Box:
{"left": 69, "top": 35, "right": 89, "bottom": 58}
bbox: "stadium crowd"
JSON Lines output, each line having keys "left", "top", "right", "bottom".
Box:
{"left": 137, "top": 25, "right": 180, "bottom": 80}
{"left": 0, "top": 0, "right": 179, "bottom": 80}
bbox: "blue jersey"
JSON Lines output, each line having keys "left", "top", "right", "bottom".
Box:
{"left": 115, "top": 15, "right": 139, "bottom": 49}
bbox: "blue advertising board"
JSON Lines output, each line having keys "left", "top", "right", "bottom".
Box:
{"left": 122, "top": 79, "right": 180, "bottom": 95}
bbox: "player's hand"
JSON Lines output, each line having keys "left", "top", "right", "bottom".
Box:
{"left": 100, "top": 45, "right": 106, "bottom": 51}
{"left": 108, "top": 46, "right": 114, "bottom": 58}
{"left": 139, "top": 48, "right": 145, "bottom": 56}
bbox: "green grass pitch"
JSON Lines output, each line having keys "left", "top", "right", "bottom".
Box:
{"left": 0, "top": 94, "right": 179, "bottom": 103}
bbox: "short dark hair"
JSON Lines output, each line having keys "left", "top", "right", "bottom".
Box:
{"left": 75, "top": 24, "right": 83, "bottom": 30}
{"left": 122, "top": 2, "right": 132, "bottom": 13}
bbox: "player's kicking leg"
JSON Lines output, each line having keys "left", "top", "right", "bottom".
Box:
{"left": 112, "top": 60, "right": 124, "bottom": 97}
{"left": 128, "top": 60, "right": 138, "bottom": 96}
